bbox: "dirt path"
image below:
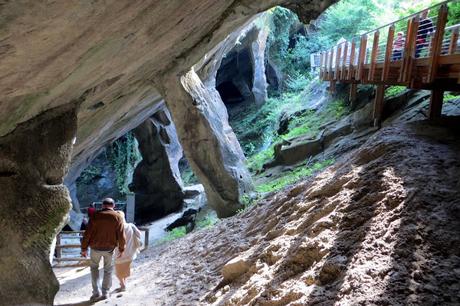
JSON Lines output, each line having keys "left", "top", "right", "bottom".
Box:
{"left": 55, "top": 121, "right": 460, "bottom": 306}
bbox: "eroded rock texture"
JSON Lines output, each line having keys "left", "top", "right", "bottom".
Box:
{"left": 158, "top": 69, "right": 253, "bottom": 217}
{"left": 131, "top": 107, "right": 185, "bottom": 221}
{"left": 215, "top": 20, "right": 269, "bottom": 106}
{"left": 0, "top": 105, "right": 77, "bottom": 305}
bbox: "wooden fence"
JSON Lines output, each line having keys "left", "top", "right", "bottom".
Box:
{"left": 54, "top": 227, "right": 150, "bottom": 267}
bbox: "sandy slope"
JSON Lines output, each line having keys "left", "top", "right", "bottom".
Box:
{"left": 55, "top": 120, "right": 460, "bottom": 306}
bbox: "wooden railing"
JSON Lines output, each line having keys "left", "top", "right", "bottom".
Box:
{"left": 54, "top": 227, "right": 150, "bottom": 267}
{"left": 313, "top": 0, "right": 460, "bottom": 125}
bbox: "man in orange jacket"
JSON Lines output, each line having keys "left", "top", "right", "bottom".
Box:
{"left": 81, "top": 198, "right": 126, "bottom": 301}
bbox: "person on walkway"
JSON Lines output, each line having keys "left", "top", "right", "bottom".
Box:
{"left": 416, "top": 10, "right": 434, "bottom": 58}
{"left": 114, "top": 211, "right": 142, "bottom": 292}
{"left": 393, "top": 31, "right": 405, "bottom": 60}
{"left": 87, "top": 202, "right": 96, "bottom": 219}
{"left": 81, "top": 198, "right": 126, "bottom": 302}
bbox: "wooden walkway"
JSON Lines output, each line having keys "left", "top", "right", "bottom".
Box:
{"left": 313, "top": 0, "right": 460, "bottom": 126}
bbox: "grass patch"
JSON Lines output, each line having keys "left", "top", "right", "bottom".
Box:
{"left": 385, "top": 86, "right": 406, "bottom": 99}
{"left": 444, "top": 92, "right": 459, "bottom": 103}
{"left": 255, "top": 159, "right": 335, "bottom": 193}
{"left": 158, "top": 227, "right": 186, "bottom": 244}
{"left": 196, "top": 213, "right": 219, "bottom": 229}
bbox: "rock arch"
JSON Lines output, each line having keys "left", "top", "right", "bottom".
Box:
{"left": 0, "top": 0, "right": 335, "bottom": 303}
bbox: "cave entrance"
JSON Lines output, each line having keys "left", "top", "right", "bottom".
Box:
{"left": 216, "top": 48, "right": 254, "bottom": 106}
{"left": 216, "top": 81, "right": 245, "bottom": 104}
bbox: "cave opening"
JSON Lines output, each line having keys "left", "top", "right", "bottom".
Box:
{"left": 216, "top": 48, "right": 254, "bottom": 106}
{"left": 216, "top": 81, "right": 245, "bottom": 104}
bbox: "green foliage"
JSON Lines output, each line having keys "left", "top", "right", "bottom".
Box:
{"left": 444, "top": 92, "right": 459, "bottom": 102}
{"left": 106, "top": 132, "right": 142, "bottom": 195}
{"left": 236, "top": 193, "right": 261, "bottom": 214}
{"left": 196, "top": 213, "right": 219, "bottom": 229}
{"left": 284, "top": 98, "right": 347, "bottom": 140}
{"left": 181, "top": 167, "right": 199, "bottom": 186}
{"left": 158, "top": 227, "right": 187, "bottom": 244}
{"left": 247, "top": 145, "right": 275, "bottom": 172}
{"left": 385, "top": 86, "right": 407, "bottom": 99}
{"left": 77, "top": 165, "right": 101, "bottom": 185}
{"left": 255, "top": 159, "right": 335, "bottom": 193}
{"left": 448, "top": 2, "right": 460, "bottom": 26}
{"left": 266, "top": 7, "right": 300, "bottom": 74}
{"left": 244, "top": 91, "right": 347, "bottom": 172}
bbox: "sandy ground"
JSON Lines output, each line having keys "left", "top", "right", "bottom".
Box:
{"left": 55, "top": 120, "right": 460, "bottom": 306}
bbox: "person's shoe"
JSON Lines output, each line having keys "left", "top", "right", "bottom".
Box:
{"left": 89, "top": 293, "right": 100, "bottom": 302}
{"left": 100, "top": 294, "right": 108, "bottom": 300}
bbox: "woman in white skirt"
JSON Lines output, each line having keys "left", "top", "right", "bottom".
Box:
{"left": 115, "top": 211, "right": 142, "bottom": 292}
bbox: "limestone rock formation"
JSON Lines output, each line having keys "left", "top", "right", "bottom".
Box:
{"left": 0, "top": 105, "right": 77, "bottom": 305}
{"left": 215, "top": 19, "right": 269, "bottom": 106}
{"left": 131, "top": 107, "right": 185, "bottom": 221}
{"left": 0, "top": 1, "right": 335, "bottom": 303}
{"left": 158, "top": 69, "right": 254, "bottom": 217}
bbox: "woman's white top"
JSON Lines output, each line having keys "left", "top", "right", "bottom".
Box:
{"left": 115, "top": 223, "right": 142, "bottom": 264}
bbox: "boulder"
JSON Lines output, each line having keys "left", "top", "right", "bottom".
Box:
{"left": 222, "top": 256, "right": 251, "bottom": 282}
{"left": 273, "top": 118, "right": 353, "bottom": 166}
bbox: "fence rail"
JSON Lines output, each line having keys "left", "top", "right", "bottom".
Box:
{"left": 54, "top": 227, "right": 150, "bottom": 267}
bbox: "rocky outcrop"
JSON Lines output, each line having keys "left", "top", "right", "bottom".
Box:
{"left": 158, "top": 69, "right": 254, "bottom": 217}
{"left": 215, "top": 19, "right": 269, "bottom": 106}
{"left": 0, "top": 1, "right": 336, "bottom": 302}
{"left": 131, "top": 107, "right": 185, "bottom": 221}
{"left": 0, "top": 104, "right": 77, "bottom": 305}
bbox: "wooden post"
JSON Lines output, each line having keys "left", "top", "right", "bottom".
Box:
{"left": 324, "top": 52, "right": 328, "bottom": 79}
{"left": 126, "top": 193, "right": 135, "bottom": 223}
{"left": 319, "top": 52, "right": 324, "bottom": 79}
{"left": 341, "top": 42, "right": 348, "bottom": 81}
{"left": 349, "top": 83, "right": 358, "bottom": 108}
{"left": 369, "top": 31, "right": 380, "bottom": 81}
{"left": 429, "top": 88, "right": 444, "bottom": 119}
{"left": 330, "top": 80, "right": 336, "bottom": 94}
{"left": 382, "top": 25, "right": 395, "bottom": 82}
{"left": 448, "top": 28, "right": 459, "bottom": 54}
{"left": 427, "top": 4, "right": 448, "bottom": 83}
{"left": 56, "top": 233, "right": 62, "bottom": 259}
{"left": 399, "top": 16, "right": 420, "bottom": 84}
{"left": 328, "top": 50, "right": 333, "bottom": 81}
{"left": 348, "top": 39, "right": 356, "bottom": 80}
{"left": 144, "top": 229, "right": 150, "bottom": 251}
{"left": 373, "top": 84, "right": 386, "bottom": 127}
{"left": 335, "top": 44, "right": 342, "bottom": 80}
{"left": 357, "top": 35, "right": 368, "bottom": 81}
